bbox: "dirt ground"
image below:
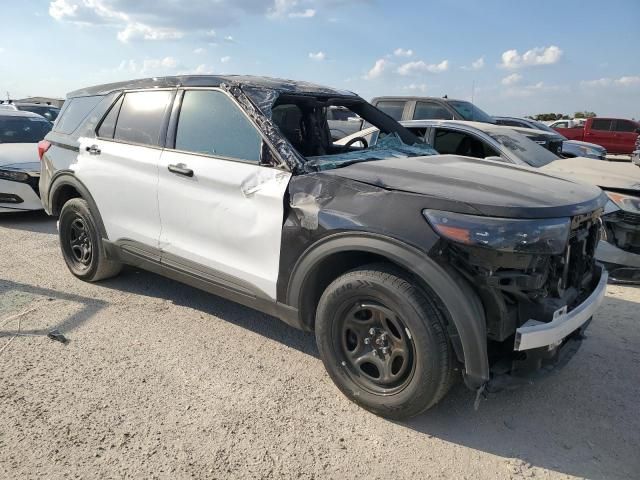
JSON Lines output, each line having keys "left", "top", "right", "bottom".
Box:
{"left": 1, "top": 211, "right": 639, "bottom": 480}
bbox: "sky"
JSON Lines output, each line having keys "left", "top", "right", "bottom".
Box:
{"left": 1, "top": 0, "right": 639, "bottom": 118}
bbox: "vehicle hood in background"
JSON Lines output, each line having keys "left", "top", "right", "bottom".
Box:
{"left": 541, "top": 157, "right": 640, "bottom": 193}
{"left": 0, "top": 143, "right": 40, "bottom": 172}
{"left": 323, "top": 154, "right": 606, "bottom": 218}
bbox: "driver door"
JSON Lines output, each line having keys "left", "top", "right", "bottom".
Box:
{"left": 157, "top": 89, "right": 291, "bottom": 300}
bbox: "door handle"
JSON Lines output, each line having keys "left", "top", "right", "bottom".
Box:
{"left": 168, "top": 163, "right": 194, "bottom": 177}
{"left": 85, "top": 145, "right": 101, "bottom": 155}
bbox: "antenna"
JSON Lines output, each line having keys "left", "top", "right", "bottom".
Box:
{"left": 471, "top": 80, "right": 475, "bottom": 121}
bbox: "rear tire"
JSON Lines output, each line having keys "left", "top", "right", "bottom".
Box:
{"left": 59, "top": 198, "right": 121, "bottom": 282}
{"left": 315, "top": 263, "right": 455, "bottom": 420}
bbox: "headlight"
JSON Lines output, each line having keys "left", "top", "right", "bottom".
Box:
{"left": 606, "top": 191, "right": 640, "bottom": 214}
{"left": 423, "top": 210, "right": 571, "bottom": 254}
{"left": 0, "top": 169, "right": 29, "bottom": 182}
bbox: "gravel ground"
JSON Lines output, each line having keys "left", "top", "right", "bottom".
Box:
{"left": 1, "top": 211, "right": 639, "bottom": 480}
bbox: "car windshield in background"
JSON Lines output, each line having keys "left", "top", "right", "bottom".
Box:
{"left": 0, "top": 116, "right": 52, "bottom": 143}
{"left": 486, "top": 128, "right": 559, "bottom": 167}
{"left": 448, "top": 101, "right": 495, "bottom": 123}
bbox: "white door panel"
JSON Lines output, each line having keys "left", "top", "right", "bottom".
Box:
{"left": 158, "top": 150, "right": 291, "bottom": 300}
{"left": 75, "top": 137, "right": 161, "bottom": 246}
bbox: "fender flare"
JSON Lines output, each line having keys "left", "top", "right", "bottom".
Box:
{"left": 49, "top": 172, "right": 109, "bottom": 240}
{"left": 286, "top": 232, "right": 489, "bottom": 387}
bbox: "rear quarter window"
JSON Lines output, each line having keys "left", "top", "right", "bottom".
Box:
{"left": 614, "top": 120, "right": 637, "bottom": 133}
{"left": 53, "top": 96, "right": 103, "bottom": 134}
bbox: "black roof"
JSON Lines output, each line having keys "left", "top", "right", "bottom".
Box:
{"left": 67, "top": 75, "right": 358, "bottom": 99}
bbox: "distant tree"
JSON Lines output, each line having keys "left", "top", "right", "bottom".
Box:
{"left": 531, "top": 113, "right": 565, "bottom": 121}
{"left": 574, "top": 111, "right": 597, "bottom": 119}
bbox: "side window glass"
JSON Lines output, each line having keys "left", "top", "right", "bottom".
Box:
{"left": 591, "top": 119, "right": 613, "bottom": 131}
{"left": 97, "top": 96, "right": 123, "bottom": 139}
{"left": 433, "top": 130, "right": 488, "bottom": 158}
{"left": 114, "top": 91, "right": 172, "bottom": 146}
{"left": 433, "top": 130, "right": 465, "bottom": 154}
{"left": 53, "top": 96, "right": 102, "bottom": 134}
{"left": 615, "top": 120, "right": 636, "bottom": 133}
{"left": 413, "top": 102, "right": 452, "bottom": 120}
{"left": 375, "top": 101, "right": 406, "bottom": 120}
{"left": 175, "top": 90, "right": 261, "bottom": 162}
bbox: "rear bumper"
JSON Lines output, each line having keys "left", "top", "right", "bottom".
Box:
{"left": 514, "top": 264, "right": 607, "bottom": 351}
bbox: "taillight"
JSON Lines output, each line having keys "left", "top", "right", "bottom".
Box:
{"left": 38, "top": 140, "right": 51, "bottom": 161}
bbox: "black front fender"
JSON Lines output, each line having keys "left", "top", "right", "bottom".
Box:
{"left": 286, "top": 232, "right": 489, "bottom": 388}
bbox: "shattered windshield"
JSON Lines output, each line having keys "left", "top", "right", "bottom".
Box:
{"left": 268, "top": 94, "right": 436, "bottom": 173}
{"left": 305, "top": 132, "right": 438, "bottom": 171}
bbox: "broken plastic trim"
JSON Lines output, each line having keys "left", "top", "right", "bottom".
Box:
{"left": 220, "top": 82, "right": 305, "bottom": 173}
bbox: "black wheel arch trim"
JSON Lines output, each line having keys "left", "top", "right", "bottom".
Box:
{"left": 48, "top": 171, "right": 109, "bottom": 240}
{"left": 286, "top": 232, "right": 489, "bottom": 387}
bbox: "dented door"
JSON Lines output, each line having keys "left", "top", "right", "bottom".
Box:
{"left": 157, "top": 89, "right": 291, "bottom": 300}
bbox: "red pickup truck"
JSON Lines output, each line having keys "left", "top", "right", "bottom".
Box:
{"left": 551, "top": 117, "right": 640, "bottom": 155}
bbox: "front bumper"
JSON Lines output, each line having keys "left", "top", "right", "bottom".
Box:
{"left": 514, "top": 264, "right": 607, "bottom": 351}
{"left": 0, "top": 177, "right": 43, "bottom": 213}
{"left": 596, "top": 240, "right": 640, "bottom": 283}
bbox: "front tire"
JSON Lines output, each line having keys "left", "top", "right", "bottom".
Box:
{"left": 59, "top": 198, "right": 121, "bottom": 282}
{"left": 315, "top": 263, "right": 455, "bottom": 419}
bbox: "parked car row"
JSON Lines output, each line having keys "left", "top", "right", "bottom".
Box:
{"left": 0, "top": 101, "right": 61, "bottom": 122}
{"left": 1, "top": 75, "right": 638, "bottom": 419}
{"left": 493, "top": 117, "right": 607, "bottom": 160}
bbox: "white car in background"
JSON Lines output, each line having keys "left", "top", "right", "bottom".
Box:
{"left": 0, "top": 110, "right": 51, "bottom": 213}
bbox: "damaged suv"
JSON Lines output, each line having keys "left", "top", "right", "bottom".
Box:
{"left": 40, "top": 76, "right": 608, "bottom": 419}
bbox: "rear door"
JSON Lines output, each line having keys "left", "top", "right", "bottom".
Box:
{"left": 584, "top": 118, "right": 614, "bottom": 151}
{"left": 77, "top": 89, "right": 174, "bottom": 247}
{"left": 157, "top": 89, "right": 291, "bottom": 300}
{"left": 612, "top": 119, "right": 639, "bottom": 154}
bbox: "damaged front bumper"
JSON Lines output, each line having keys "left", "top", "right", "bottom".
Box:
{"left": 514, "top": 264, "right": 607, "bottom": 351}
{"left": 483, "top": 265, "right": 607, "bottom": 394}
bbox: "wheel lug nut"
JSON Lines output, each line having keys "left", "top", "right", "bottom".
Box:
{"left": 364, "top": 338, "right": 370, "bottom": 345}
{"left": 369, "top": 328, "right": 376, "bottom": 335}
{"left": 382, "top": 347, "right": 389, "bottom": 355}
{"left": 372, "top": 350, "right": 378, "bottom": 356}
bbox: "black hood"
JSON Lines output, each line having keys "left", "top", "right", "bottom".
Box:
{"left": 322, "top": 155, "right": 607, "bottom": 218}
